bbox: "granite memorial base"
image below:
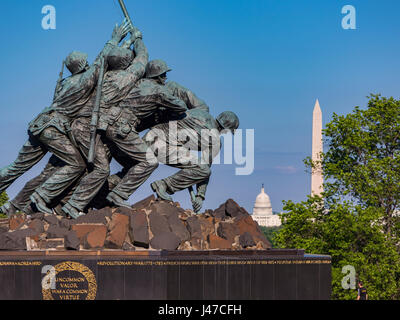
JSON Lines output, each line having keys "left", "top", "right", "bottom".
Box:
{"left": 0, "top": 249, "right": 331, "bottom": 300}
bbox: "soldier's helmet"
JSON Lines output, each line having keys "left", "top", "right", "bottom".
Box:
{"left": 216, "top": 111, "right": 240, "bottom": 134}
{"left": 65, "top": 51, "right": 89, "bottom": 75}
{"left": 107, "top": 47, "right": 134, "bottom": 71}
{"left": 145, "top": 60, "right": 172, "bottom": 78}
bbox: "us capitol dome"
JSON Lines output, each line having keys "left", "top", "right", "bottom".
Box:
{"left": 251, "top": 185, "right": 281, "bottom": 227}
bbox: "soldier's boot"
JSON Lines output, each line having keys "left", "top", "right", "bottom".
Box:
{"left": 53, "top": 204, "right": 68, "bottom": 218}
{"left": 151, "top": 180, "right": 173, "bottom": 202}
{"left": 106, "top": 192, "right": 131, "bottom": 209}
{"left": 30, "top": 192, "right": 53, "bottom": 215}
{"left": 62, "top": 203, "right": 84, "bottom": 220}
{"left": 0, "top": 202, "right": 18, "bottom": 217}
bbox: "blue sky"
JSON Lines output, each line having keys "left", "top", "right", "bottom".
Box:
{"left": 1, "top": 0, "right": 400, "bottom": 213}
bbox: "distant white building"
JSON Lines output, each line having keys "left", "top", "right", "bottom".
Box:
{"left": 251, "top": 185, "right": 281, "bottom": 227}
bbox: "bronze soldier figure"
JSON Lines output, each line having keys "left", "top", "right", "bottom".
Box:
{"left": 60, "top": 27, "right": 148, "bottom": 218}
{"left": 142, "top": 66, "right": 240, "bottom": 212}
{"left": 83, "top": 59, "right": 188, "bottom": 210}
{"left": 0, "top": 20, "right": 131, "bottom": 215}
{"left": 148, "top": 110, "right": 239, "bottom": 213}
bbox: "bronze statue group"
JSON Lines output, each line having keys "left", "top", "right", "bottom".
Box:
{"left": 0, "top": 18, "right": 239, "bottom": 219}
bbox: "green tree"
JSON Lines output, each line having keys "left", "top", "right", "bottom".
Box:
{"left": 260, "top": 226, "right": 281, "bottom": 248}
{"left": 320, "top": 94, "right": 400, "bottom": 237}
{"left": 276, "top": 196, "right": 400, "bottom": 299}
{"left": 0, "top": 192, "right": 9, "bottom": 218}
{"left": 276, "top": 95, "right": 400, "bottom": 300}
{"left": 0, "top": 192, "right": 8, "bottom": 207}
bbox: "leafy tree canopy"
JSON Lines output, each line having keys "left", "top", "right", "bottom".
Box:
{"left": 0, "top": 192, "right": 9, "bottom": 218}
{"left": 276, "top": 95, "right": 400, "bottom": 299}
{"left": 0, "top": 192, "right": 8, "bottom": 208}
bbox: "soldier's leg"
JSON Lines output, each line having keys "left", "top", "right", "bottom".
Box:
{"left": 33, "top": 127, "right": 86, "bottom": 208}
{"left": 105, "top": 126, "right": 159, "bottom": 206}
{"left": 89, "top": 174, "right": 123, "bottom": 209}
{"left": 46, "top": 169, "right": 90, "bottom": 217}
{"left": 62, "top": 118, "right": 110, "bottom": 216}
{"left": 0, "top": 136, "right": 47, "bottom": 194}
{"left": 57, "top": 171, "right": 122, "bottom": 212}
{"left": 152, "top": 144, "right": 211, "bottom": 198}
{"left": 10, "top": 155, "right": 63, "bottom": 214}
{"left": 163, "top": 164, "right": 211, "bottom": 193}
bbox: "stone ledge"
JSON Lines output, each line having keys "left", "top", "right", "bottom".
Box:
{"left": 0, "top": 249, "right": 331, "bottom": 259}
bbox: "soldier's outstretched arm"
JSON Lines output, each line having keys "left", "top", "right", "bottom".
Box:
{"left": 166, "top": 81, "right": 209, "bottom": 112}
{"left": 101, "top": 29, "right": 148, "bottom": 105}
{"left": 122, "top": 27, "right": 148, "bottom": 70}
{"left": 196, "top": 178, "right": 209, "bottom": 200}
{"left": 190, "top": 178, "right": 210, "bottom": 213}
{"left": 114, "top": 33, "right": 149, "bottom": 86}
{"left": 80, "top": 19, "right": 132, "bottom": 85}
{"left": 53, "top": 20, "right": 131, "bottom": 107}
{"left": 125, "top": 37, "right": 149, "bottom": 81}
{"left": 191, "top": 133, "right": 222, "bottom": 211}
{"left": 156, "top": 85, "right": 188, "bottom": 114}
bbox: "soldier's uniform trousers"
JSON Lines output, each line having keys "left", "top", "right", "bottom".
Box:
{"left": 65, "top": 117, "right": 111, "bottom": 211}
{"left": 99, "top": 108, "right": 159, "bottom": 201}
{"left": 9, "top": 155, "right": 63, "bottom": 213}
{"left": 143, "top": 128, "right": 211, "bottom": 195}
{"left": 0, "top": 125, "right": 86, "bottom": 205}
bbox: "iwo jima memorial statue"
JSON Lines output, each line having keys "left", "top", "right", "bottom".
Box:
{"left": 0, "top": 1, "right": 331, "bottom": 300}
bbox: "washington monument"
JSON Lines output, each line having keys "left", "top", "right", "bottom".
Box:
{"left": 311, "top": 99, "right": 323, "bottom": 196}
